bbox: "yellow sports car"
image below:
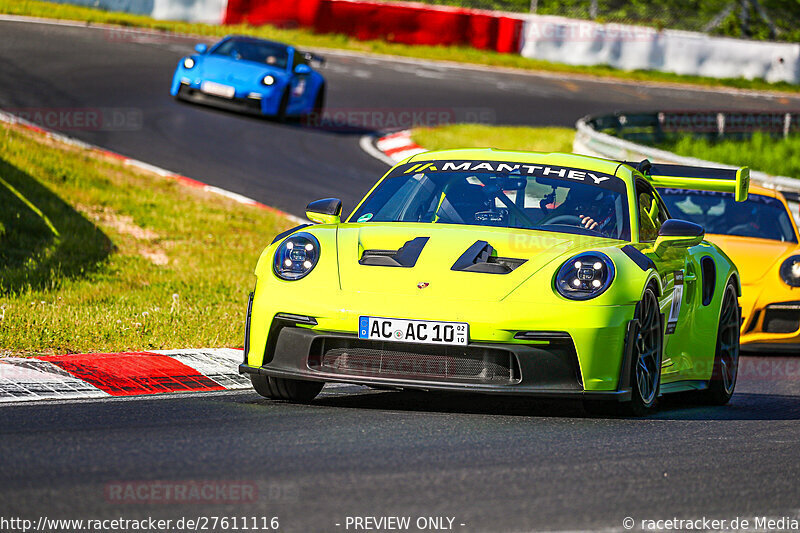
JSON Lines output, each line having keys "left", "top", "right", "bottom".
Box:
{"left": 660, "top": 184, "right": 800, "bottom": 352}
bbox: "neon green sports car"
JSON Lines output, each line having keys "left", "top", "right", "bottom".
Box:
{"left": 240, "top": 150, "right": 750, "bottom": 415}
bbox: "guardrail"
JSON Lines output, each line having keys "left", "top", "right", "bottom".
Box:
{"left": 573, "top": 110, "right": 800, "bottom": 196}
{"left": 519, "top": 17, "right": 800, "bottom": 84}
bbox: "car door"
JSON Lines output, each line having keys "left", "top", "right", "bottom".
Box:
{"left": 636, "top": 180, "right": 694, "bottom": 379}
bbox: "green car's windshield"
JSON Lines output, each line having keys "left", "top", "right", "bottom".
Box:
{"left": 350, "top": 161, "right": 630, "bottom": 240}
{"left": 659, "top": 188, "right": 798, "bottom": 243}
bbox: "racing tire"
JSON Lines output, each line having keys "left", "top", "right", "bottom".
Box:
{"left": 173, "top": 87, "right": 187, "bottom": 102}
{"left": 585, "top": 286, "right": 662, "bottom": 417}
{"left": 300, "top": 85, "right": 325, "bottom": 127}
{"left": 276, "top": 89, "right": 290, "bottom": 123}
{"left": 696, "top": 281, "right": 740, "bottom": 405}
{"left": 250, "top": 374, "right": 323, "bottom": 403}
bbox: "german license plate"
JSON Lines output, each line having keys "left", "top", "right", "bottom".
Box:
{"left": 201, "top": 81, "right": 235, "bottom": 99}
{"left": 359, "top": 317, "right": 468, "bottom": 346}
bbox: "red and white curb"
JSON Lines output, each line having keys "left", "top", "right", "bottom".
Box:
{"left": 0, "top": 349, "right": 251, "bottom": 402}
{"left": 0, "top": 109, "right": 306, "bottom": 225}
{"left": 360, "top": 130, "right": 427, "bottom": 166}
{"left": 0, "top": 110, "right": 316, "bottom": 403}
{"left": 0, "top": 349, "right": 353, "bottom": 403}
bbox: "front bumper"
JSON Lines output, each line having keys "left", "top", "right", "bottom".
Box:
{"left": 740, "top": 283, "right": 800, "bottom": 348}
{"left": 176, "top": 83, "right": 266, "bottom": 115}
{"left": 240, "top": 318, "right": 632, "bottom": 400}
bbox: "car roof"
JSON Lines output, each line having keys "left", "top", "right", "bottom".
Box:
{"left": 221, "top": 35, "right": 291, "bottom": 50}
{"left": 657, "top": 181, "right": 784, "bottom": 201}
{"left": 747, "top": 183, "right": 781, "bottom": 198}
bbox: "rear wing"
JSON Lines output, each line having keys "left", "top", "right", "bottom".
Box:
{"left": 623, "top": 160, "right": 750, "bottom": 202}
{"left": 302, "top": 51, "right": 326, "bottom": 67}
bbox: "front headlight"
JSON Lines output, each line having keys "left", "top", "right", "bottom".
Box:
{"left": 273, "top": 233, "right": 320, "bottom": 280}
{"left": 779, "top": 255, "right": 800, "bottom": 287}
{"left": 555, "top": 252, "right": 615, "bottom": 300}
{"left": 262, "top": 75, "right": 275, "bottom": 86}
{"left": 183, "top": 57, "right": 195, "bottom": 69}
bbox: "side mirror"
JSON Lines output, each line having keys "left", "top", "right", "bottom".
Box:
{"left": 194, "top": 43, "right": 208, "bottom": 54}
{"left": 306, "top": 198, "right": 342, "bottom": 225}
{"left": 294, "top": 64, "right": 312, "bottom": 75}
{"left": 654, "top": 219, "right": 704, "bottom": 256}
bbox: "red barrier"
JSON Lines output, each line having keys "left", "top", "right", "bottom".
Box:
{"left": 496, "top": 16, "right": 520, "bottom": 53}
{"left": 225, "top": 0, "right": 321, "bottom": 27}
{"left": 224, "top": 0, "right": 523, "bottom": 53}
{"left": 316, "top": 1, "right": 467, "bottom": 46}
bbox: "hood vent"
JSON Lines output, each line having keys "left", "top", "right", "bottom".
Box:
{"left": 451, "top": 241, "right": 526, "bottom": 275}
{"left": 359, "top": 237, "right": 429, "bottom": 268}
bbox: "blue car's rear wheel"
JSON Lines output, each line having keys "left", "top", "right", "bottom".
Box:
{"left": 312, "top": 84, "right": 325, "bottom": 117}
{"left": 276, "top": 89, "right": 290, "bottom": 122}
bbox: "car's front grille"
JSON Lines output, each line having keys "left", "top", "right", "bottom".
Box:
{"left": 179, "top": 86, "right": 262, "bottom": 113}
{"left": 763, "top": 302, "right": 800, "bottom": 334}
{"left": 309, "top": 339, "right": 520, "bottom": 384}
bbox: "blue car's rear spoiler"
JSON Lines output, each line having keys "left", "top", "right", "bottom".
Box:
{"left": 303, "top": 52, "right": 325, "bottom": 66}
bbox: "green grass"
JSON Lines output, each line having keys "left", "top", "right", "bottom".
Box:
{"left": 0, "top": 124, "right": 291, "bottom": 355}
{"left": 412, "top": 124, "right": 575, "bottom": 152}
{"left": 658, "top": 132, "right": 800, "bottom": 179}
{"left": 2, "top": 0, "right": 799, "bottom": 93}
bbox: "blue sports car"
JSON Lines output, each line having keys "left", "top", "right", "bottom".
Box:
{"left": 171, "top": 36, "right": 326, "bottom": 121}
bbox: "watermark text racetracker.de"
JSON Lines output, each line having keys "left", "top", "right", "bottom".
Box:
{"left": 1, "top": 515, "right": 280, "bottom": 532}
{"left": 104, "top": 479, "right": 298, "bottom": 505}
{"left": 623, "top": 514, "right": 800, "bottom": 531}
{"left": 524, "top": 20, "right": 657, "bottom": 43}
{"left": 301, "top": 107, "right": 495, "bottom": 131}
{"left": 8, "top": 108, "right": 143, "bottom": 132}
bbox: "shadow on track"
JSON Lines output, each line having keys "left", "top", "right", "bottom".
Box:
{"left": 173, "top": 98, "right": 384, "bottom": 136}
{"left": 312, "top": 389, "right": 587, "bottom": 418}
{"left": 0, "top": 157, "right": 113, "bottom": 294}
{"left": 299, "top": 388, "right": 800, "bottom": 422}
{"left": 655, "top": 392, "right": 800, "bottom": 421}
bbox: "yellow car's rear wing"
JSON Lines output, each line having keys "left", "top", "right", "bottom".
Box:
{"left": 627, "top": 160, "right": 750, "bottom": 202}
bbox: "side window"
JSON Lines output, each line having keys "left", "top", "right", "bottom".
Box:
{"left": 292, "top": 51, "right": 308, "bottom": 71}
{"left": 655, "top": 197, "right": 670, "bottom": 226}
{"left": 637, "top": 182, "right": 664, "bottom": 242}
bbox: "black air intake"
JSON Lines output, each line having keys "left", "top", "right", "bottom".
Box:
{"left": 763, "top": 302, "right": 800, "bottom": 334}
{"left": 451, "top": 241, "right": 526, "bottom": 274}
{"left": 359, "top": 237, "right": 429, "bottom": 267}
{"left": 310, "top": 338, "right": 520, "bottom": 384}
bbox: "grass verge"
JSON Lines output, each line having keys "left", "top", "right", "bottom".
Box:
{"left": 411, "top": 124, "right": 575, "bottom": 152}
{"left": 658, "top": 133, "right": 800, "bottom": 179}
{"left": 0, "top": 123, "right": 290, "bottom": 355}
{"left": 2, "top": 0, "right": 799, "bottom": 94}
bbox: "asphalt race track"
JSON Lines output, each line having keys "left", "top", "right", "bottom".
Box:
{"left": 1, "top": 359, "right": 800, "bottom": 532}
{"left": 1, "top": 18, "right": 799, "bottom": 216}
{"left": 2, "top": 18, "right": 800, "bottom": 532}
